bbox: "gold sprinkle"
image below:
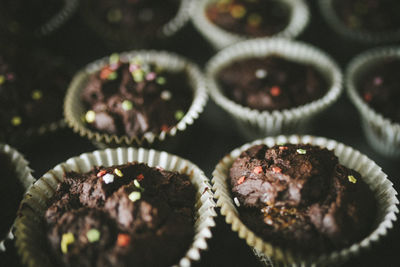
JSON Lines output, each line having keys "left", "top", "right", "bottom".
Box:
{"left": 61, "top": 232, "right": 75, "bottom": 254}
{"left": 348, "top": 175, "right": 357, "bottom": 184}
{"left": 85, "top": 110, "right": 96, "bottom": 123}
{"left": 32, "top": 90, "right": 42, "bottom": 100}
{"left": 11, "top": 116, "right": 21, "bottom": 126}
{"left": 0, "top": 75, "right": 5, "bottom": 84}
{"left": 114, "top": 168, "right": 123, "bottom": 177}
{"left": 230, "top": 5, "right": 246, "bottom": 19}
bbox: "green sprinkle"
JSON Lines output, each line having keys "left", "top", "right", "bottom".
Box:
{"left": 128, "top": 191, "right": 141, "bottom": 202}
{"left": 122, "top": 100, "right": 133, "bottom": 111}
{"left": 174, "top": 110, "right": 184, "bottom": 121}
{"left": 109, "top": 53, "right": 119, "bottom": 65}
{"left": 348, "top": 175, "right": 357, "bottom": 184}
{"left": 61, "top": 232, "right": 75, "bottom": 254}
{"left": 32, "top": 90, "right": 42, "bottom": 100}
{"left": 0, "top": 75, "right": 5, "bottom": 84}
{"left": 133, "top": 70, "right": 144, "bottom": 82}
{"left": 296, "top": 149, "right": 306, "bottom": 155}
{"left": 114, "top": 168, "right": 123, "bottom": 177}
{"left": 107, "top": 8, "right": 122, "bottom": 23}
{"left": 86, "top": 229, "right": 100, "bottom": 243}
{"left": 107, "top": 71, "right": 118, "bottom": 80}
{"left": 11, "top": 116, "right": 22, "bottom": 126}
{"left": 156, "top": 76, "right": 166, "bottom": 85}
{"left": 85, "top": 110, "right": 96, "bottom": 123}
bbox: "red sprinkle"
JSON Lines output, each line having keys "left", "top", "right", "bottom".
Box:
{"left": 97, "top": 170, "right": 107, "bottom": 177}
{"left": 272, "top": 167, "right": 282, "bottom": 173}
{"left": 136, "top": 173, "right": 144, "bottom": 181}
{"left": 279, "top": 146, "right": 288, "bottom": 150}
{"left": 117, "top": 234, "right": 130, "bottom": 247}
{"left": 364, "top": 92, "right": 372, "bottom": 102}
{"left": 237, "top": 176, "right": 246, "bottom": 185}
{"left": 161, "top": 124, "right": 169, "bottom": 132}
{"left": 270, "top": 86, "right": 281, "bottom": 97}
{"left": 253, "top": 166, "right": 263, "bottom": 174}
{"left": 100, "top": 67, "right": 113, "bottom": 80}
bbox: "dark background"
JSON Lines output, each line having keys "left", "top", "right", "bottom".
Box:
{"left": 1, "top": 1, "right": 399, "bottom": 266}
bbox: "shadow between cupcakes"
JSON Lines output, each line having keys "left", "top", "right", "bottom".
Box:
{"left": 64, "top": 50, "right": 208, "bottom": 149}
{"left": 211, "top": 135, "right": 399, "bottom": 265}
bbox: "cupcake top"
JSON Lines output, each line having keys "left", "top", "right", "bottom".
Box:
{"left": 0, "top": 51, "right": 72, "bottom": 142}
{"left": 357, "top": 57, "right": 400, "bottom": 124}
{"left": 332, "top": 0, "right": 400, "bottom": 33}
{"left": 45, "top": 162, "right": 196, "bottom": 266}
{"left": 217, "top": 56, "right": 328, "bottom": 111}
{"left": 229, "top": 143, "right": 377, "bottom": 253}
{"left": 86, "top": 0, "right": 180, "bottom": 41}
{"left": 206, "top": 0, "right": 290, "bottom": 37}
{"left": 0, "top": 151, "right": 24, "bottom": 240}
{"left": 81, "top": 54, "right": 193, "bottom": 138}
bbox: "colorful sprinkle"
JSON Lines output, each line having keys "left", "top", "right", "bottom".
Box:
{"left": 247, "top": 13, "right": 262, "bottom": 27}
{"left": 296, "top": 149, "right": 307, "bottom": 155}
{"left": 122, "top": 100, "right": 133, "bottom": 111}
{"left": 128, "top": 191, "right": 141, "bottom": 202}
{"left": 117, "top": 233, "right": 131, "bottom": 247}
{"left": 107, "top": 8, "right": 122, "bottom": 23}
{"left": 109, "top": 53, "right": 119, "bottom": 65}
{"left": 85, "top": 110, "right": 96, "bottom": 123}
{"left": 11, "top": 116, "right": 21, "bottom": 126}
{"left": 363, "top": 92, "right": 372, "bottom": 102}
{"left": 6, "top": 73, "right": 15, "bottom": 81}
{"left": 0, "top": 75, "right": 5, "bottom": 85}
{"left": 103, "top": 173, "right": 115, "bottom": 184}
{"left": 270, "top": 86, "right": 281, "bottom": 97}
{"left": 133, "top": 179, "right": 141, "bottom": 188}
{"left": 175, "top": 110, "right": 185, "bottom": 121}
{"left": 61, "top": 232, "right": 75, "bottom": 254}
{"left": 129, "top": 63, "right": 140, "bottom": 72}
{"left": 237, "top": 176, "right": 246, "bottom": 185}
{"left": 253, "top": 166, "right": 263, "bottom": 174}
{"left": 146, "top": 72, "right": 156, "bottom": 81}
{"left": 86, "top": 229, "right": 101, "bottom": 243}
{"left": 136, "top": 173, "right": 144, "bottom": 181}
{"left": 255, "top": 69, "right": 267, "bottom": 79}
{"left": 160, "top": 90, "right": 172, "bottom": 101}
{"left": 279, "top": 146, "right": 288, "bottom": 150}
{"left": 373, "top": 76, "right": 383, "bottom": 86}
{"left": 107, "top": 71, "right": 118, "bottom": 80}
{"left": 233, "top": 197, "right": 240, "bottom": 207}
{"left": 97, "top": 170, "right": 107, "bottom": 177}
{"left": 161, "top": 124, "right": 170, "bottom": 132}
{"left": 114, "top": 168, "right": 123, "bottom": 177}
{"left": 133, "top": 70, "right": 144, "bottom": 82}
{"left": 31, "top": 90, "right": 42, "bottom": 100}
{"left": 272, "top": 166, "right": 282, "bottom": 173}
{"left": 348, "top": 175, "right": 357, "bottom": 184}
{"left": 156, "top": 76, "right": 166, "bottom": 85}
{"left": 230, "top": 5, "right": 246, "bottom": 19}
{"left": 100, "top": 67, "right": 113, "bottom": 80}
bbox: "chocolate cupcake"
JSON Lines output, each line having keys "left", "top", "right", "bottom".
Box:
{"left": 15, "top": 147, "right": 216, "bottom": 267}
{"left": 0, "top": 51, "right": 73, "bottom": 145}
{"left": 64, "top": 51, "right": 207, "bottom": 147}
{"left": 193, "top": 0, "right": 309, "bottom": 49}
{"left": 81, "top": 0, "right": 193, "bottom": 48}
{"left": 211, "top": 135, "right": 398, "bottom": 265}
{"left": 319, "top": 0, "right": 400, "bottom": 44}
{"left": 206, "top": 38, "right": 342, "bottom": 139}
{"left": 0, "top": 0, "right": 78, "bottom": 37}
{"left": 346, "top": 47, "right": 400, "bottom": 158}
{"left": 0, "top": 143, "right": 35, "bottom": 252}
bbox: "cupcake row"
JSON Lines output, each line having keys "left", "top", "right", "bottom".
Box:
{"left": 0, "top": 133, "right": 396, "bottom": 266}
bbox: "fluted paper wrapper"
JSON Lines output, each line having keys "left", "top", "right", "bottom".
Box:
{"left": 64, "top": 50, "right": 208, "bottom": 148}
{"left": 82, "top": 0, "right": 193, "bottom": 48}
{"left": 212, "top": 135, "right": 398, "bottom": 266}
{"left": 318, "top": 0, "right": 400, "bottom": 44}
{"left": 346, "top": 47, "right": 400, "bottom": 158}
{"left": 15, "top": 147, "right": 217, "bottom": 267}
{"left": 0, "top": 143, "right": 35, "bottom": 252}
{"left": 192, "top": 0, "right": 310, "bottom": 50}
{"left": 205, "top": 38, "right": 342, "bottom": 140}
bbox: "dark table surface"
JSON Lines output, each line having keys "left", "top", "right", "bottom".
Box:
{"left": 1, "top": 2, "right": 399, "bottom": 266}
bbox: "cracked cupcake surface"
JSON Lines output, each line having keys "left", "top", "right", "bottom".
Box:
{"left": 45, "top": 162, "right": 196, "bottom": 267}
{"left": 229, "top": 144, "right": 377, "bottom": 253}
{"left": 81, "top": 54, "right": 192, "bottom": 138}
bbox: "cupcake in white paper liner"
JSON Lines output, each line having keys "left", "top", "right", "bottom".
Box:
{"left": 205, "top": 38, "right": 342, "bottom": 140}
{"left": 211, "top": 135, "right": 398, "bottom": 266}
{"left": 192, "top": 0, "right": 310, "bottom": 50}
{"left": 318, "top": 0, "right": 400, "bottom": 44}
{"left": 64, "top": 50, "right": 208, "bottom": 148}
{"left": 0, "top": 143, "right": 35, "bottom": 252}
{"left": 14, "top": 147, "right": 217, "bottom": 267}
{"left": 346, "top": 47, "right": 400, "bottom": 158}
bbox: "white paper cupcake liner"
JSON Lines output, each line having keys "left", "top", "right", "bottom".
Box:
{"left": 205, "top": 38, "right": 343, "bottom": 140}
{"left": 14, "top": 147, "right": 217, "bottom": 267}
{"left": 192, "top": 0, "right": 310, "bottom": 50}
{"left": 346, "top": 46, "right": 400, "bottom": 159}
{"left": 0, "top": 143, "right": 35, "bottom": 252}
{"left": 82, "top": 0, "right": 193, "bottom": 47}
{"left": 318, "top": 0, "right": 400, "bottom": 44}
{"left": 64, "top": 50, "right": 208, "bottom": 148}
{"left": 211, "top": 135, "right": 399, "bottom": 266}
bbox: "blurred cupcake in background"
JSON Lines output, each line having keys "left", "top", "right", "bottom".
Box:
{"left": 192, "top": 0, "right": 309, "bottom": 49}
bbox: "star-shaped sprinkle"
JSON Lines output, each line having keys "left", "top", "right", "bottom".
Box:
{"left": 103, "top": 173, "right": 115, "bottom": 184}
